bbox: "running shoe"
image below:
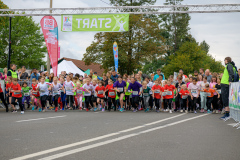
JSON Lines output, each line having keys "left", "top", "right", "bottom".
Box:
{"left": 32, "top": 106, "right": 35, "bottom": 111}
{"left": 43, "top": 110, "right": 46, "bottom": 112}
{"left": 207, "top": 109, "right": 211, "bottom": 114}
{"left": 55, "top": 107, "right": 58, "bottom": 112}
{"left": 79, "top": 107, "right": 82, "bottom": 110}
{"left": 145, "top": 108, "right": 147, "bottom": 112}
{"left": 212, "top": 110, "right": 216, "bottom": 114}
{"left": 11, "top": 110, "right": 17, "bottom": 113}
{"left": 169, "top": 110, "right": 172, "bottom": 113}
{"left": 216, "top": 110, "right": 219, "bottom": 114}
{"left": 120, "top": 108, "right": 123, "bottom": 112}
{"left": 94, "top": 107, "right": 98, "bottom": 112}
{"left": 156, "top": 110, "right": 160, "bottom": 113}
{"left": 86, "top": 108, "right": 89, "bottom": 112}
{"left": 200, "top": 108, "right": 204, "bottom": 113}
{"left": 102, "top": 108, "right": 105, "bottom": 112}
{"left": 180, "top": 110, "right": 183, "bottom": 113}
{"left": 139, "top": 108, "right": 143, "bottom": 111}
{"left": 39, "top": 108, "right": 42, "bottom": 112}
{"left": 194, "top": 110, "right": 197, "bottom": 114}
{"left": 185, "top": 110, "right": 188, "bottom": 113}
{"left": 133, "top": 109, "right": 137, "bottom": 112}
{"left": 220, "top": 113, "right": 229, "bottom": 120}
{"left": 21, "top": 111, "right": 24, "bottom": 114}
{"left": 147, "top": 108, "right": 150, "bottom": 112}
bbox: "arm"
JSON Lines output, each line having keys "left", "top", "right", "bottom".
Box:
{"left": 227, "top": 64, "right": 234, "bottom": 83}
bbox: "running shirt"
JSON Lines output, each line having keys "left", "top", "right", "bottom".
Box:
{"left": 152, "top": 85, "right": 162, "bottom": 99}
{"left": 128, "top": 81, "right": 142, "bottom": 97}
{"left": 147, "top": 81, "right": 153, "bottom": 94}
{"left": 142, "top": 87, "right": 151, "bottom": 97}
{"left": 75, "top": 87, "right": 85, "bottom": 96}
{"left": 210, "top": 82, "right": 217, "bottom": 95}
{"left": 106, "top": 84, "right": 116, "bottom": 98}
{"left": 32, "top": 83, "right": 40, "bottom": 97}
{"left": 22, "top": 86, "right": 31, "bottom": 97}
{"left": 0, "top": 83, "right": 3, "bottom": 93}
{"left": 175, "top": 82, "right": 185, "bottom": 92}
{"left": 92, "top": 84, "right": 98, "bottom": 97}
{"left": 38, "top": 82, "right": 51, "bottom": 96}
{"left": 215, "top": 84, "right": 221, "bottom": 94}
{"left": 95, "top": 86, "right": 105, "bottom": 98}
{"left": 113, "top": 81, "right": 126, "bottom": 93}
{"left": 204, "top": 89, "right": 215, "bottom": 97}
{"left": 179, "top": 89, "right": 189, "bottom": 99}
{"left": 63, "top": 81, "right": 75, "bottom": 95}
{"left": 52, "top": 83, "right": 62, "bottom": 96}
{"left": 82, "top": 83, "right": 94, "bottom": 96}
{"left": 11, "top": 83, "right": 22, "bottom": 98}
{"left": 200, "top": 81, "right": 209, "bottom": 91}
{"left": 6, "top": 82, "right": 13, "bottom": 93}
{"left": 163, "top": 84, "right": 175, "bottom": 99}
{"left": 188, "top": 83, "right": 200, "bottom": 97}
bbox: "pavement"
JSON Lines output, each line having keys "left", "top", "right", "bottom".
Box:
{"left": 0, "top": 109, "right": 240, "bottom": 160}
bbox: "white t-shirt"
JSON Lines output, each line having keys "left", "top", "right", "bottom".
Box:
{"left": 83, "top": 83, "right": 94, "bottom": 96}
{"left": 92, "top": 84, "right": 98, "bottom": 97}
{"left": 52, "top": 83, "right": 62, "bottom": 96}
{"left": 63, "top": 81, "right": 75, "bottom": 95}
{"left": 188, "top": 83, "right": 200, "bottom": 97}
{"left": 200, "top": 81, "right": 209, "bottom": 91}
{"left": 147, "top": 81, "right": 153, "bottom": 94}
{"left": 38, "top": 82, "right": 51, "bottom": 96}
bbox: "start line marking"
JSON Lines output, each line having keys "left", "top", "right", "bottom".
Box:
{"left": 16, "top": 115, "right": 67, "bottom": 123}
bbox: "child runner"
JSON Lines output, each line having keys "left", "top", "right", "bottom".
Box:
{"left": 113, "top": 75, "right": 126, "bottom": 112}
{"left": 145, "top": 77, "right": 154, "bottom": 111}
{"left": 50, "top": 77, "right": 62, "bottom": 112}
{"left": 72, "top": 77, "right": 78, "bottom": 109}
{"left": 163, "top": 79, "right": 175, "bottom": 113}
{"left": 210, "top": 76, "right": 218, "bottom": 113}
{"left": 105, "top": 79, "right": 116, "bottom": 111}
{"left": 31, "top": 78, "right": 40, "bottom": 110}
{"left": 128, "top": 77, "right": 142, "bottom": 112}
{"left": 92, "top": 79, "right": 98, "bottom": 111}
{"left": 215, "top": 77, "right": 223, "bottom": 114}
{"left": 123, "top": 77, "right": 131, "bottom": 110}
{"left": 63, "top": 75, "right": 75, "bottom": 110}
{"left": 175, "top": 76, "right": 185, "bottom": 112}
{"left": 95, "top": 81, "right": 106, "bottom": 112}
{"left": 74, "top": 82, "right": 85, "bottom": 110}
{"left": 204, "top": 84, "right": 220, "bottom": 113}
{"left": 151, "top": 79, "right": 162, "bottom": 113}
{"left": 0, "top": 82, "right": 8, "bottom": 112}
{"left": 188, "top": 78, "right": 200, "bottom": 114}
{"left": 161, "top": 80, "right": 167, "bottom": 112}
{"left": 38, "top": 77, "right": 51, "bottom": 112}
{"left": 6, "top": 77, "right": 13, "bottom": 108}
{"left": 11, "top": 78, "right": 24, "bottom": 114}
{"left": 200, "top": 76, "right": 209, "bottom": 113}
{"left": 59, "top": 77, "right": 66, "bottom": 110}
{"left": 179, "top": 84, "right": 189, "bottom": 113}
{"left": 21, "top": 82, "right": 31, "bottom": 109}
{"left": 141, "top": 81, "right": 151, "bottom": 112}
{"left": 83, "top": 78, "right": 94, "bottom": 112}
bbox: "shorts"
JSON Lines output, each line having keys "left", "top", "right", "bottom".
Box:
{"left": 92, "top": 96, "right": 97, "bottom": 102}
{"left": 221, "top": 84, "right": 229, "bottom": 108}
{"left": 117, "top": 92, "right": 125, "bottom": 97}
{"left": 7, "top": 92, "right": 12, "bottom": 97}
{"left": 97, "top": 97, "right": 105, "bottom": 100}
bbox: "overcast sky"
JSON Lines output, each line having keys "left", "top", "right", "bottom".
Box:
{"left": 3, "top": 0, "right": 240, "bottom": 69}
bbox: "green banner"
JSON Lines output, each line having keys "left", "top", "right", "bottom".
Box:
{"left": 61, "top": 14, "right": 129, "bottom": 32}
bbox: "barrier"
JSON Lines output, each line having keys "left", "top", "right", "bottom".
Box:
{"left": 18, "top": 79, "right": 32, "bottom": 87}
{"left": 228, "top": 82, "right": 240, "bottom": 129}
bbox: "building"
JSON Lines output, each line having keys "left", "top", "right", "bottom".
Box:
{"left": 58, "top": 57, "right": 105, "bottom": 76}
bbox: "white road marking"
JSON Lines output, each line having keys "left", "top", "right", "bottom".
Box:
{"left": 39, "top": 114, "right": 208, "bottom": 160}
{"left": 16, "top": 115, "right": 66, "bottom": 123}
{"left": 10, "top": 114, "right": 185, "bottom": 160}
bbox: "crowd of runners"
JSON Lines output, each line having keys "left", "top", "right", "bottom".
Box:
{"left": 0, "top": 57, "right": 239, "bottom": 120}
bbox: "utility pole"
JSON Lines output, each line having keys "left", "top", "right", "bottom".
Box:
{"left": 7, "top": 17, "right": 12, "bottom": 70}
{"left": 47, "top": 0, "right": 52, "bottom": 73}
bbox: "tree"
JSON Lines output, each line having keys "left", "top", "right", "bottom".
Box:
{"left": 83, "top": 1, "right": 166, "bottom": 75}
{"left": 162, "top": 41, "right": 224, "bottom": 78}
{"left": 0, "top": 0, "right": 47, "bottom": 69}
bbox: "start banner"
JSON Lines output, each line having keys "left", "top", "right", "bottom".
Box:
{"left": 61, "top": 14, "right": 129, "bottom": 32}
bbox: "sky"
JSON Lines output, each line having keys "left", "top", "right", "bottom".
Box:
{"left": 2, "top": 0, "right": 240, "bottom": 68}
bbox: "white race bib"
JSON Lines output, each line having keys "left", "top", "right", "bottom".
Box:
{"left": 77, "top": 90, "right": 83, "bottom": 94}
{"left": 109, "top": 92, "right": 115, "bottom": 96}
{"left": 40, "top": 90, "right": 45, "bottom": 93}
{"left": 118, "top": 88, "right": 123, "bottom": 92}
{"left": 133, "top": 91, "right": 138, "bottom": 96}
{"left": 98, "top": 90, "right": 104, "bottom": 94}
{"left": 182, "top": 95, "right": 188, "bottom": 99}
{"left": 166, "top": 91, "right": 172, "bottom": 95}
{"left": 217, "top": 90, "right": 221, "bottom": 94}
{"left": 155, "top": 90, "right": 160, "bottom": 93}
{"left": 205, "top": 92, "right": 211, "bottom": 96}
{"left": 162, "top": 92, "right": 167, "bottom": 96}
{"left": 191, "top": 89, "right": 197, "bottom": 94}
{"left": 24, "top": 93, "right": 30, "bottom": 96}
{"left": 143, "top": 93, "right": 149, "bottom": 97}
{"left": 53, "top": 91, "right": 59, "bottom": 95}
{"left": 65, "top": 87, "right": 71, "bottom": 92}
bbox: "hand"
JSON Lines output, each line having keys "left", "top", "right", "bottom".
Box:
{"left": 130, "top": 91, "right": 133, "bottom": 93}
{"left": 218, "top": 94, "right": 220, "bottom": 98}
{"left": 117, "top": 90, "right": 120, "bottom": 92}
{"left": 191, "top": 96, "right": 193, "bottom": 100}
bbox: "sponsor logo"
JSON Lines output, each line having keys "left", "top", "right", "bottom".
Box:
{"left": 44, "top": 19, "right": 54, "bottom": 30}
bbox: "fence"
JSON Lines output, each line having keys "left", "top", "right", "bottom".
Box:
{"left": 227, "top": 82, "right": 240, "bottom": 129}
{"left": 18, "top": 79, "right": 32, "bottom": 87}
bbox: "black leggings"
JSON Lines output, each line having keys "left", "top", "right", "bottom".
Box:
{"left": 180, "top": 99, "right": 187, "bottom": 110}
{"left": 85, "top": 96, "right": 92, "bottom": 109}
{"left": 164, "top": 99, "right": 172, "bottom": 110}
{"left": 66, "top": 95, "right": 74, "bottom": 107}
{"left": 175, "top": 94, "right": 181, "bottom": 110}
{"left": 212, "top": 95, "right": 218, "bottom": 110}
{"left": 40, "top": 95, "right": 48, "bottom": 109}
{"left": 108, "top": 97, "right": 116, "bottom": 111}
{"left": 190, "top": 97, "right": 197, "bottom": 111}
{"left": 207, "top": 97, "right": 213, "bottom": 110}
{"left": 0, "top": 92, "right": 8, "bottom": 109}
{"left": 132, "top": 96, "right": 139, "bottom": 109}
{"left": 149, "top": 95, "right": 153, "bottom": 108}
{"left": 54, "top": 95, "right": 60, "bottom": 108}
{"left": 11, "top": 97, "right": 24, "bottom": 111}
{"left": 154, "top": 98, "right": 160, "bottom": 110}
{"left": 47, "top": 95, "right": 53, "bottom": 106}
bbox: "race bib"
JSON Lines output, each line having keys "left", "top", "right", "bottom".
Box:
{"left": 98, "top": 90, "right": 104, "bottom": 94}
{"left": 162, "top": 92, "right": 167, "bottom": 96}
{"left": 217, "top": 90, "right": 221, "bottom": 94}
{"left": 182, "top": 95, "right": 188, "bottom": 99}
{"left": 14, "top": 92, "right": 20, "bottom": 95}
{"left": 118, "top": 88, "right": 123, "bottom": 92}
{"left": 85, "top": 90, "right": 91, "bottom": 94}
{"left": 205, "top": 92, "right": 211, "bottom": 96}
{"left": 178, "top": 87, "right": 181, "bottom": 92}
{"left": 155, "top": 90, "right": 160, "bottom": 93}
{"left": 133, "top": 91, "right": 138, "bottom": 96}
{"left": 40, "top": 90, "right": 45, "bottom": 93}
{"left": 77, "top": 90, "right": 83, "bottom": 94}
{"left": 24, "top": 93, "right": 30, "bottom": 96}
{"left": 166, "top": 91, "right": 172, "bottom": 95}
{"left": 191, "top": 89, "right": 197, "bottom": 94}
{"left": 53, "top": 91, "right": 59, "bottom": 95}
{"left": 109, "top": 92, "right": 115, "bottom": 96}
{"left": 143, "top": 93, "right": 149, "bottom": 97}
{"left": 65, "top": 87, "right": 71, "bottom": 92}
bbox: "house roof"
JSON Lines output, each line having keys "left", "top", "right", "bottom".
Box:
{"left": 59, "top": 57, "right": 105, "bottom": 76}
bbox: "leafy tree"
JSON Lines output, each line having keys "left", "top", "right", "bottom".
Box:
{"left": 83, "top": 1, "right": 166, "bottom": 75}
{"left": 0, "top": 0, "right": 47, "bottom": 69}
{"left": 162, "top": 41, "right": 224, "bottom": 78}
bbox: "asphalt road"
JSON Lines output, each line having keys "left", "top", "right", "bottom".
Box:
{"left": 0, "top": 109, "right": 239, "bottom": 160}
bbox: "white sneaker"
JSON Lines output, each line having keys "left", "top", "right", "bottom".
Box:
{"left": 169, "top": 110, "right": 172, "bottom": 113}
{"left": 185, "top": 110, "right": 188, "bottom": 113}
{"left": 166, "top": 109, "right": 169, "bottom": 112}
{"left": 221, "top": 109, "right": 225, "bottom": 114}
{"left": 212, "top": 110, "right": 216, "bottom": 114}
{"left": 21, "top": 111, "right": 24, "bottom": 114}
{"left": 194, "top": 110, "right": 197, "bottom": 114}
{"left": 180, "top": 110, "right": 183, "bottom": 113}
{"left": 216, "top": 110, "right": 219, "bottom": 114}
{"left": 163, "top": 109, "right": 166, "bottom": 112}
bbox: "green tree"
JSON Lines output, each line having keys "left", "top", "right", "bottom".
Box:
{"left": 162, "top": 41, "right": 224, "bottom": 78}
{"left": 0, "top": 0, "right": 47, "bottom": 69}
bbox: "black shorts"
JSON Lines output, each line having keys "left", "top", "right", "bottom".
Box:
{"left": 97, "top": 97, "right": 105, "bottom": 100}
{"left": 7, "top": 92, "right": 12, "bottom": 97}
{"left": 92, "top": 96, "right": 97, "bottom": 102}
{"left": 117, "top": 92, "right": 125, "bottom": 97}
{"left": 221, "top": 84, "right": 229, "bottom": 108}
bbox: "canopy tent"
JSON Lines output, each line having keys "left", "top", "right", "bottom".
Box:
{"left": 84, "top": 69, "right": 90, "bottom": 75}
{"left": 50, "top": 60, "right": 85, "bottom": 76}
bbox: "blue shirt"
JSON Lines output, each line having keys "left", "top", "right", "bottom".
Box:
{"left": 30, "top": 73, "right": 40, "bottom": 81}
{"left": 111, "top": 74, "right": 119, "bottom": 83}
{"left": 153, "top": 73, "right": 165, "bottom": 81}
{"left": 128, "top": 81, "right": 142, "bottom": 97}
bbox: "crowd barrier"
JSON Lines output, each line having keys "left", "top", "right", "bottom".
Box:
{"left": 228, "top": 82, "right": 240, "bottom": 129}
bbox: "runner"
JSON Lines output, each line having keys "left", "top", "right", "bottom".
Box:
{"left": 210, "top": 76, "right": 218, "bottom": 113}
{"left": 63, "top": 75, "right": 75, "bottom": 110}
{"left": 92, "top": 79, "right": 98, "bottom": 111}
{"left": 128, "top": 77, "right": 142, "bottom": 112}
{"left": 50, "top": 77, "right": 62, "bottom": 112}
{"left": 163, "top": 79, "right": 175, "bottom": 113}
{"left": 59, "top": 76, "right": 66, "bottom": 110}
{"left": 179, "top": 84, "right": 190, "bottom": 113}
{"left": 10, "top": 78, "right": 24, "bottom": 114}
{"left": 188, "top": 78, "right": 200, "bottom": 114}
{"left": 95, "top": 81, "right": 106, "bottom": 112}
{"left": 204, "top": 84, "right": 220, "bottom": 113}
{"left": 21, "top": 82, "right": 31, "bottom": 109}
{"left": 31, "top": 78, "right": 40, "bottom": 110}
{"left": 74, "top": 82, "right": 85, "bottom": 110}
{"left": 151, "top": 79, "right": 162, "bottom": 113}
{"left": 141, "top": 81, "right": 151, "bottom": 112}
{"left": 200, "top": 76, "right": 209, "bottom": 113}
{"left": 105, "top": 79, "right": 116, "bottom": 111}
{"left": 82, "top": 78, "right": 94, "bottom": 112}
{"left": 113, "top": 75, "right": 126, "bottom": 112}
{"left": 38, "top": 77, "right": 51, "bottom": 112}
{"left": 0, "top": 82, "right": 8, "bottom": 112}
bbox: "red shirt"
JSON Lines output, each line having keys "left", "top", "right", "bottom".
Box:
{"left": 164, "top": 84, "right": 175, "bottom": 99}
{"left": 152, "top": 85, "right": 162, "bottom": 99}
{"left": 204, "top": 89, "right": 215, "bottom": 97}
{"left": 32, "top": 84, "right": 40, "bottom": 97}
{"left": 95, "top": 86, "right": 105, "bottom": 98}
{"left": 6, "top": 82, "right": 13, "bottom": 92}
{"left": 106, "top": 84, "right": 116, "bottom": 98}
{"left": 0, "top": 84, "right": 3, "bottom": 93}
{"left": 179, "top": 89, "right": 189, "bottom": 99}
{"left": 11, "top": 83, "right": 22, "bottom": 98}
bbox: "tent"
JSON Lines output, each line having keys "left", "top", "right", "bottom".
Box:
{"left": 50, "top": 60, "right": 85, "bottom": 76}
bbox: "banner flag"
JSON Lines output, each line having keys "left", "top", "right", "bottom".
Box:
{"left": 40, "top": 16, "right": 58, "bottom": 76}
{"left": 61, "top": 14, "right": 129, "bottom": 32}
{"left": 58, "top": 47, "right": 60, "bottom": 59}
{"left": 113, "top": 42, "right": 118, "bottom": 72}
{"left": 229, "top": 82, "right": 240, "bottom": 122}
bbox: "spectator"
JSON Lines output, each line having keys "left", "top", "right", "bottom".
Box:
{"left": 2, "top": 68, "right": 8, "bottom": 81}
{"left": 205, "top": 69, "right": 212, "bottom": 83}
{"left": 30, "top": 68, "right": 40, "bottom": 81}
{"left": 179, "top": 69, "right": 188, "bottom": 79}
{"left": 153, "top": 69, "right": 165, "bottom": 81}
{"left": 7, "top": 64, "right": 18, "bottom": 79}
{"left": 199, "top": 68, "right": 205, "bottom": 76}
{"left": 111, "top": 70, "right": 118, "bottom": 83}
{"left": 193, "top": 70, "right": 198, "bottom": 78}
{"left": 92, "top": 72, "right": 98, "bottom": 79}
{"left": 19, "top": 66, "right": 29, "bottom": 80}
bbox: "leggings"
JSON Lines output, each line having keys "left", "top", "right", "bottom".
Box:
{"left": 206, "top": 97, "right": 213, "bottom": 110}
{"left": 154, "top": 98, "right": 160, "bottom": 110}
{"left": 108, "top": 97, "right": 116, "bottom": 111}
{"left": 77, "top": 95, "right": 83, "bottom": 108}
{"left": 217, "top": 95, "right": 223, "bottom": 111}
{"left": 40, "top": 95, "right": 48, "bottom": 109}
{"left": 54, "top": 95, "right": 60, "bottom": 108}
{"left": 66, "top": 95, "right": 74, "bottom": 108}
{"left": 47, "top": 95, "right": 53, "bottom": 106}
{"left": 0, "top": 92, "right": 8, "bottom": 109}
{"left": 180, "top": 99, "right": 187, "bottom": 110}
{"left": 200, "top": 92, "right": 207, "bottom": 110}
{"left": 190, "top": 97, "right": 197, "bottom": 111}
{"left": 212, "top": 95, "right": 218, "bottom": 110}
{"left": 149, "top": 95, "right": 153, "bottom": 108}
{"left": 143, "top": 96, "right": 150, "bottom": 109}
{"left": 22, "top": 96, "right": 30, "bottom": 105}
{"left": 12, "top": 97, "right": 24, "bottom": 111}
{"left": 60, "top": 92, "right": 66, "bottom": 109}
{"left": 175, "top": 94, "right": 181, "bottom": 110}
{"left": 85, "top": 96, "right": 92, "bottom": 109}
{"left": 164, "top": 98, "right": 172, "bottom": 110}
{"left": 132, "top": 96, "right": 139, "bottom": 109}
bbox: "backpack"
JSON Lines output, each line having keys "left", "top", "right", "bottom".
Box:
{"left": 231, "top": 64, "right": 239, "bottom": 82}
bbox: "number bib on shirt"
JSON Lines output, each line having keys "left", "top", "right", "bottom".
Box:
{"left": 155, "top": 90, "right": 160, "bottom": 94}
{"left": 205, "top": 92, "right": 211, "bottom": 97}
{"left": 118, "top": 88, "right": 123, "bottom": 92}
{"left": 162, "top": 92, "right": 167, "bottom": 96}
{"left": 53, "top": 91, "right": 59, "bottom": 95}
{"left": 98, "top": 90, "right": 104, "bottom": 94}
{"left": 109, "top": 92, "right": 115, "bottom": 96}
{"left": 166, "top": 91, "right": 172, "bottom": 95}
{"left": 94, "top": 92, "right": 97, "bottom": 97}
{"left": 65, "top": 87, "right": 71, "bottom": 92}
{"left": 143, "top": 93, "right": 149, "bottom": 97}
{"left": 40, "top": 90, "right": 45, "bottom": 93}
{"left": 14, "top": 92, "right": 20, "bottom": 95}
{"left": 217, "top": 90, "right": 221, "bottom": 94}
{"left": 182, "top": 95, "right": 188, "bottom": 99}
{"left": 191, "top": 89, "right": 197, "bottom": 94}
{"left": 24, "top": 93, "right": 30, "bottom": 96}
{"left": 133, "top": 91, "right": 138, "bottom": 96}
{"left": 77, "top": 90, "right": 83, "bottom": 94}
